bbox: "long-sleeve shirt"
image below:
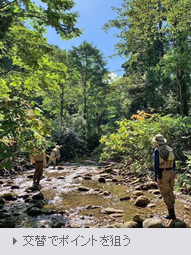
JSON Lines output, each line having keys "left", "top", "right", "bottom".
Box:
{"left": 154, "top": 148, "right": 175, "bottom": 176}
{"left": 30, "top": 150, "right": 46, "bottom": 168}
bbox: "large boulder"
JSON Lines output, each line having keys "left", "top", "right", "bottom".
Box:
{"left": 98, "top": 177, "right": 106, "bottom": 183}
{"left": 134, "top": 195, "right": 150, "bottom": 207}
{"left": 123, "top": 221, "right": 141, "bottom": 228}
{"left": 27, "top": 207, "right": 42, "bottom": 216}
{"left": 175, "top": 221, "right": 187, "bottom": 228}
{"left": 143, "top": 219, "right": 163, "bottom": 228}
{"left": 32, "top": 192, "right": 44, "bottom": 200}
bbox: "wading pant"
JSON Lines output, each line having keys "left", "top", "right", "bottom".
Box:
{"left": 158, "top": 170, "right": 175, "bottom": 209}
{"left": 33, "top": 161, "right": 43, "bottom": 184}
{"left": 48, "top": 153, "right": 56, "bottom": 168}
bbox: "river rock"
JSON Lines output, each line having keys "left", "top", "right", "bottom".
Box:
{"left": 73, "top": 175, "right": 82, "bottom": 179}
{"left": 11, "top": 185, "right": 20, "bottom": 190}
{"left": 32, "top": 200, "right": 45, "bottom": 209}
{"left": 123, "top": 221, "right": 141, "bottom": 228}
{"left": 102, "top": 208, "right": 123, "bottom": 214}
{"left": 57, "top": 176, "right": 65, "bottom": 179}
{"left": 70, "top": 224, "right": 81, "bottom": 228}
{"left": 167, "top": 219, "right": 177, "bottom": 228}
{"left": 13, "top": 211, "right": 21, "bottom": 216}
{"left": 112, "top": 178, "right": 118, "bottom": 183}
{"left": 132, "top": 214, "right": 145, "bottom": 223}
{"left": 78, "top": 186, "right": 89, "bottom": 192}
{"left": 27, "top": 175, "right": 34, "bottom": 179}
{"left": 86, "top": 205, "right": 100, "bottom": 210}
{"left": 0, "top": 211, "right": 11, "bottom": 219}
{"left": 120, "top": 196, "right": 130, "bottom": 201}
{"left": 184, "top": 205, "right": 191, "bottom": 210}
{"left": 26, "top": 185, "right": 41, "bottom": 192}
{"left": 102, "top": 224, "right": 116, "bottom": 228}
{"left": 135, "top": 185, "right": 142, "bottom": 190}
{"left": 147, "top": 181, "right": 158, "bottom": 189}
{"left": 27, "top": 207, "right": 42, "bottom": 216}
{"left": 141, "top": 185, "right": 149, "bottom": 190}
{"left": 0, "top": 192, "right": 18, "bottom": 201}
{"left": 51, "top": 220, "right": 65, "bottom": 228}
{"left": 0, "top": 219, "right": 16, "bottom": 228}
{"left": 98, "top": 177, "right": 106, "bottom": 183}
{"left": 175, "top": 221, "right": 187, "bottom": 228}
{"left": 99, "top": 191, "right": 110, "bottom": 196}
{"left": 83, "top": 176, "right": 92, "bottom": 180}
{"left": 134, "top": 195, "right": 150, "bottom": 207}
{"left": 143, "top": 219, "right": 163, "bottom": 228}
{"left": 103, "top": 167, "right": 113, "bottom": 173}
{"left": 32, "top": 192, "right": 44, "bottom": 200}
{"left": 0, "top": 180, "right": 5, "bottom": 184}
{"left": 100, "top": 173, "right": 111, "bottom": 178}
{"left": 114, "top": 223, "right": 125, "bottom": 228}
{"left": 152, "top": 189, "right": 160, "bottom": 195}
{"left": 0, "top": 198, "right": 5, "bottom": 208}
{"left": 132, "top": 191, "right": 144, "bottom": 197}
{"left": 109, "top": 213, "right": 123, "bottom": 218}
{"left": 25, "top": 198, "right": 33, "bottom": 203}
{"left": 57, "top": 166, "right": 64, "bottom": 170}
{"left": 6, "top": 181, "right": 14, "bottom": 185}
{"left": 147, "top": 203, "right": 156, "bottom": 208}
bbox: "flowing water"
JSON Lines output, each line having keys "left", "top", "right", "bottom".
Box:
{"left": 0, "top": 161, "right": 191, "bottom": 228}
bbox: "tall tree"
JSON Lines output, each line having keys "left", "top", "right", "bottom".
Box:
{"left": 68, "top": 41, "right": 108, "bottom": 147}
{"left": 104, "top": 0, "right": 191, "bottom": 116}
{"left": 0, "top": 0, "right": 81, "bottom": 168}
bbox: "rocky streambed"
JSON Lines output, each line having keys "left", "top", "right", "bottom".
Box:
{"left": 0, "top": 160, "right": 191, "bottom": 228}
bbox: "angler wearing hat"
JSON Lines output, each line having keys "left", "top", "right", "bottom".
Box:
{"left": 30, "top": 146, "right": 46, "bottom": 186}
{"left": 47, "top": 145, "right": 61, "bottom": 169}
{"left": 153, "top": 134, "right": 176, "bottom": 220}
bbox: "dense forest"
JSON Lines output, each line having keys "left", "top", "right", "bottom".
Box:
{"left": 0, "top": 0, "right": 191, "bottom": 189}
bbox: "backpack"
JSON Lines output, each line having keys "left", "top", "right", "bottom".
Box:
{"left": 158, "top": 145, "right": 174, "bottom": 168}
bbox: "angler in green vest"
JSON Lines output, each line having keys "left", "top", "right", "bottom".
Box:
{"left": 153, "top": 134, "right": 176, "bottom": 220}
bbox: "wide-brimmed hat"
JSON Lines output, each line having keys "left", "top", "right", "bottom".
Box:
{"left": 152, "top": 134, "right": 167, "bottom": 144}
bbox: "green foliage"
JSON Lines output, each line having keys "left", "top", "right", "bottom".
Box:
{"left": 0, "top": 0, "right": 82, "bottom": 169}
{"left": 0, "top": 92, "right": 52, "bottom": 169}
{"left": 52, "top": 128, "right": 88, "bottom": 159}
{"left": 104, "top": 0, "right": 191, "bottom": 116}
{"left": 100, "top": 111, "right": 191, "bottom": 172}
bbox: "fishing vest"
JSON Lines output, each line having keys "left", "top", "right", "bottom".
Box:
{"left": 51, "top": 147, "right": 60, "bottom": 159}
{"left": 157, "top": 145, "right": 174, "bottom": 169}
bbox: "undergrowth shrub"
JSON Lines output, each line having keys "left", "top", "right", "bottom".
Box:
{"left": 100, "top": 111, "right": 191, "bottom": 172}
